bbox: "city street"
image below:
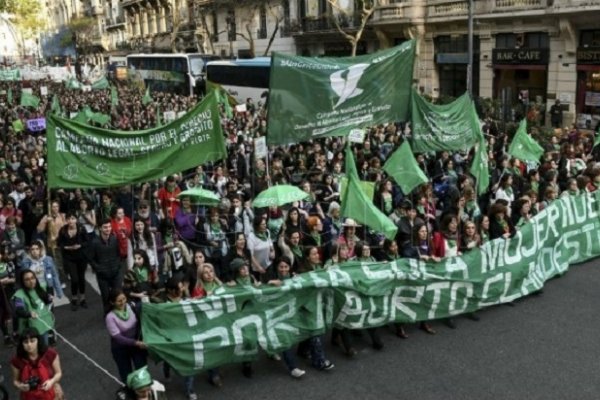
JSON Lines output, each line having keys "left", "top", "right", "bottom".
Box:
{"left": 1, "top": 259, "right": 598, "bottom": 400}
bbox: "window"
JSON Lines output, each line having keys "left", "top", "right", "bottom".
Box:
{"left": 526, "top": 33, "right": 548, "bottom": 48}
{"left": 258, "top": 6, "right": 267, "bottom": 39}
{"left": 495, "top": 34, "right": 516, "bottom": 49}
{"left": 212, "top": 11, "right": 218, "bottom": 42}
{"left": 435, "top": 35, "right": 469, "bottom": 53}
{"left": 208, "top": 65, "right": 270, "bottom": 88}
{"left": 580, "top": 30, "right": 600, "bottom": 47}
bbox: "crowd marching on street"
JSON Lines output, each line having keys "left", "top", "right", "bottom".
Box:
{"left": 0, "top": 73, "right": 599, "bottom": 400}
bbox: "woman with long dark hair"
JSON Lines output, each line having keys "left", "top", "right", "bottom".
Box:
{"left": 12, "top": 270, "right": 54, "bottom": 345}
{"left": 57, "top": 212, "right": 88, "bottom": 311}
{"left": 129, "top": 218, "right": 158, "bottom": 271}
{"left": 11, "top": 328, "right": 63, "bottom": 400}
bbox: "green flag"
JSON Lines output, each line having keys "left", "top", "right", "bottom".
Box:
{"left": 383, "top": 141, "right": 428, "bottom": 195}
{"left": 339, "top": 177, "right": 375, "bottom": 201}
{"left": 341, "top": 145, "right": 397, "bottom": 240}
{"left": 20, "top": 92, "right": 40, "bottom": 108}
{"left": 142, "top": 86, "right": 152, "bottom": 106}
{"left": 12, "top": 119, "right": 24, "bottom": 132}
{"left": 51, "top": 95, "right": 61, "bottom": 116}
{"left": 216, "top": 88, "right": 233, "bottom": 119}
{"left": 73, "top": 111, "right": 88, "bottom": 125}
{"left": 267, "top": 41, "right": 416, "bottom": 144}
{"left": 91, "top": 76, "right": 109, "bottom": 90}
{"left": 47, "top": 91, "right": 226, "bottom": 188}
{"left": 470, "top": 139, "right": 490, "bottom": 195}
{"left": 66, "top": 78, "right": 81, "bottom": 90}
{"left": 593, "top": 133, "right": 600, "bottom": 148}
{"left": 82, "top": 106, "right": 111, "bottom": 126}
{"left": 7, "top": 88, "right": 12, "bottom": 105}
{"left": 411, "top": 90, "right": 482, "bottom": 152}
{"left": 110, "top": 85, "right": 119, "bottom": 108}
{"left": 156, "top": 104, "right": 162, "bottom": 127}
{"left": 508, "top": 119, "right": 544, "bottom": 163}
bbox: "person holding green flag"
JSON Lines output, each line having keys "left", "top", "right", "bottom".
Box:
{"left": 142, "top": 86, "right": 152, "bottom": 106}
{"left": 12, "top": 269, "right": 55, "bottom": 345}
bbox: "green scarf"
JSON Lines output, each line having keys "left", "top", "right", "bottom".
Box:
{"left": 291, "top": 245, "right": 303, "bottom": 259}
{"left": 113, "top": 306, "right": 130, "bottom": 321}
{"left": 531, "top": 181, "right": 539, "bottom": 193}
{"left": 255, "top": 232, "right": 268, "bottom": 241}
{"left": 236, "top": 276, "right": 252, "bottom": 286}
{"left": 210, "top": 223, "right": 222, "bottom": 233}
{"left": 310, "top": 233, "right": 321, "bottom": 247}
{"left": 133, "top": 266, "right": 149, "bottom": 283}
{"left": 203, "top": 281, "right": 219, "bottom": 293}
{"left": 504, "top": 187, "right": 513, "bottom": 197}
{"left": 497, "top": 217, "right": 509, "bottom": 233}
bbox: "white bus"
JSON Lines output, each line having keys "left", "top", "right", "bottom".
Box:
{"left": 205, "top": 57, "right": 270, "bottom": 104}
{"left": 126, "top": 53, "right": 221, "bottom": 96}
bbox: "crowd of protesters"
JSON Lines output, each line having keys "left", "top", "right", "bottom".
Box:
{"left": 0, "top": 75, "right": 600, "bottom": 400}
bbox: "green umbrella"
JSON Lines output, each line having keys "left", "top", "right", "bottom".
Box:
{"left": 252, "top": 185, "right": 310, "bottom": 208}
{"left": 177, "top": 187, "right": 220, "bottom": 206}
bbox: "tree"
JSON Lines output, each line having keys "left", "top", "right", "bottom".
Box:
{"left": 194, "top": 0, "right": 283, "bottom": 58}
{"left": 66, "top": 16, "right": 98, "bottom": 56}
{"left": 0, "top": 0, "right": 44, "bottom": 39}
{"left": 327, "top": 0, "right": 379, "bottom": 57}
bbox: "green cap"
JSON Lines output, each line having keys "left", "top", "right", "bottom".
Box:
{"left": 126, "top": 366, "right": 152, "bottom": 390}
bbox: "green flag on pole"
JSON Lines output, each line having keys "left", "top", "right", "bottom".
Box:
{"left": 12, "top": 119, "right": 24, "bottom": 132}
{"left": 593, "top": 133, "right": 600, "bottom": 148}
{"left": 66, "top": 77, "right": 81, "bottom": 90}
{"left": 142, "top": 86, "right": 152, "bottom": 106}
{"left": 82, "top": 106, "right": 110, "bottom": 126}
{"left": 7, "top": 88, "right": 12, "bottom": 105}
{"left": 508, "top": 119, "right": 544, "bottom": 163}
{"left": 51, "top": 95, "right": 61, "bottom": 116}
{"left": 341, "top": 145, "right": 397, "bottom": 240}
{"left": 110, "top": 85, "right": 119, "bottom": 108}
{"left": 266, "top": 41, "right": 416, "bottom": 144}
{"left": 411, "top": 90, "right": 482, "bottom": 152}
{"left": 470, "top": 139, "right": 490, "bottom": 195}
{"left": 20, "top": 92, "right": 40, "bottom": 108}
{"left": 91, "top": 76, "right": 110, "bottom": 90}
{"left": 383, "top": 141, "right": 428, "bottom": 195}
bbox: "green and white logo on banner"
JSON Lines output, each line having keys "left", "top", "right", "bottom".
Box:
{"left": 267, "top": 41, "right": 416, "bottom": 145}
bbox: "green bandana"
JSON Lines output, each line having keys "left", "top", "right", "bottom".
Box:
{"left": 133, "top": 266, "right": 149, "bottom": 283}
{"left": 310, "top": 233, "right": 321, "bottom": 247}
{"left": 236, "top": 276, "right": 252, "bottom": 286}
{"left": 127, "top": 366, "right": 152, "bottom": 390}
{"left": 203, "top": 281, "right": 219, "bottom": 293}
{"left": 256, "top": 232, "right": 268, "bottom": 241}
{"left": 113, "top": 306, "right": 130, "bottom": 321}
{"left": 291, "top": 245, "right": 303, "bottom": 259}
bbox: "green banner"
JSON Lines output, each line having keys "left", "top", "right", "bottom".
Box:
{"left": 47, "top": 91, "right": 226, "bottom": 188}
{"left": 0, "top": 69, "right": 20, "bottom": 81}
{"left": 20, "top": 92, "right": 40, "bottom": 108}
{"left": 267, "top": 41, "right": 415, "bottom": 145}
{"left": 411, "top": 90, "right": 482, "bottom": 152}
{"left": 142, "top": 192, "right": 600, "bottom": 375}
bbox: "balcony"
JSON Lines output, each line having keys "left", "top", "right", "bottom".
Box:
{"left": 194, "top": 0, "right": 215, "bottom": 6}
{"left": 372, "top": 3, "right": 405, "bottom": 24}
{"left": 121, "top": 0, "right": 142, "bottom": 8}
{"left": 552, "top": 0, "right": 600, "bottom": 8}
{"left": 106, "top": 15, "right": 126, "bottom": 30}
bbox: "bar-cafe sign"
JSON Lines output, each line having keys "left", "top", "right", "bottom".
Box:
{"left": 492, "top": 48, "right": 549, "bottom": 65}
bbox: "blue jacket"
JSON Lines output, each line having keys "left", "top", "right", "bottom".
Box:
{"left": 21, "top": 254, "right": 64, "bottom": 298}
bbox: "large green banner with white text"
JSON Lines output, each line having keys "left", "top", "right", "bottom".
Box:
{"left": 47, "top": 92, "right": 226, "bottom": 188}
{"left": 411, "top": 90, "right": 482, "bottom": 152}
{"left": 142, "top": 192, "right": 600, "bottom": 375}
{"left": 266, "top": 41, "right": 415, "bottom": 145}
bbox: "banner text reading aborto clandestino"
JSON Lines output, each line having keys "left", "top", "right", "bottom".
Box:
{"left": 142, "top": 192, "right": 600, "bottom": 375}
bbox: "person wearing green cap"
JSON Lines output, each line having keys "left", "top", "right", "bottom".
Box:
{"left": 116, "top": 365, "right": 166, "bottom": 400}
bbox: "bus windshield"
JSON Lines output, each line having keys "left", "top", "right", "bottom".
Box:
{"left": 206, "top": 58, "right": 270, "bottom": 104}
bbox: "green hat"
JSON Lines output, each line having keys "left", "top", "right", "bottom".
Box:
{"left": 126, "top": 366, "right": 152, "bottom": 390}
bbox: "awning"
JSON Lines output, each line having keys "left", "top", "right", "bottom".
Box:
{"left": 577, "top": 64, "right": 600, "bottom": 71}
{"left": 493, "top": 64, "right": 546, "bottom": 70}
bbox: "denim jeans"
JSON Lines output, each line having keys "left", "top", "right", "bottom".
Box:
{"left": 281, "top": 349, "right": 297, "bottom": 371}
{"left": 309, "top": 336, "right": 327, "bottom": 369}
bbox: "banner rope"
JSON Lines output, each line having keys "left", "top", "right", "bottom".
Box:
{"left": 37, "top": 318, "right": 124, "bottom": 386}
